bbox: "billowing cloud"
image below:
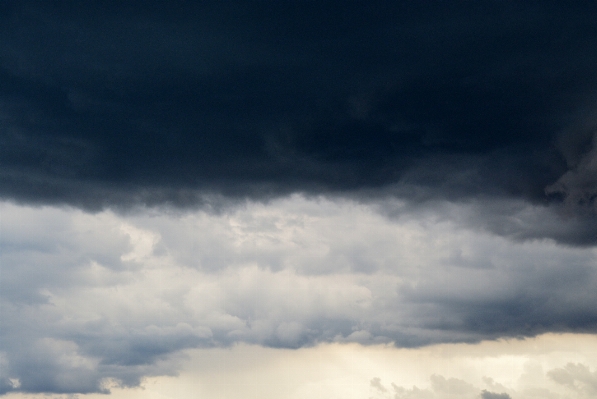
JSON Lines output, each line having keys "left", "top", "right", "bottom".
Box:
{"left": 1, "top": 197, "right": 597, "bottom": 394}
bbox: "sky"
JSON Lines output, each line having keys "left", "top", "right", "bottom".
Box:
{"left": 1, "top": 1, "right": 597, "bottom": 398}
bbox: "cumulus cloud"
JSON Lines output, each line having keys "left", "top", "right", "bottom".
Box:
{"left": 1, "top": 197, "right": 597, "bottom": 394}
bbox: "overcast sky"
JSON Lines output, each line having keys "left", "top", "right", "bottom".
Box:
{"left": 1, "top": 1, "right": 597, "bottom": 398}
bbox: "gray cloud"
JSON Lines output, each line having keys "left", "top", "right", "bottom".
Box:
{"left": 546, "top": 133, "right": 597, "bottom": 213}
{"left": 547, "top": 363, "right": 597, "bottom": 395}
{"left": 480, "top": 391, "right": 512, "bottom": 399}
{"left": 371, "top": 377, "right": 388, "bottom": 393}
{"left": 1, "top": 198, "right": 597, "bottom": 394}
{"left": 374, "top": 195, "right": 597, "bottom": 247}
{"left": 2, "top": 1, "right": 597, "bottom": 246}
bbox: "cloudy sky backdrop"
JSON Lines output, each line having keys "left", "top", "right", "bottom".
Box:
{"left": 1, "top": 1, "right": 597, "bottom": 398}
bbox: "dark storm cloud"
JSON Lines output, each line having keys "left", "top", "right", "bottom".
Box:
{"left": 2, "top": 1, "right": 597, "bottom": 223}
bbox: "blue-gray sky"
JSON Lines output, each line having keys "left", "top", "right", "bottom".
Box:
{"left": 1, "top": 1, "right": 597, "bottom": 397}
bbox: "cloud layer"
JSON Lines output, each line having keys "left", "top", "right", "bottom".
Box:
{"left": 2, "top": 2, "right": 597, "bottom": 243}
{"left": 1, "top": 197, "right": 596, "bottom": 394}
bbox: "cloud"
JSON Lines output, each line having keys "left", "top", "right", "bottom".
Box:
{"left": 1, "top": 197, "right": 597, "bottom": 394}
{"left": 480, "top": 391, "right": 511, "bottom": 399}
{"left": 370, "top": 376, "right": 501, "bottom": 399}
{"left": 2, "top": 1, "right": 597, "bottom": 246}
{"left": 371, "top": 377, "right": 388, "bottom": 393}
{"left": 2, "top": 3, "right": 597, "bottom": 394}
{"left": 547, "top": 363, "right": 597, "bottom": 395}
{"left": 430, "top": 375, "right": 477, "bottom": 396}
{"left": 546, "top": 133, "right": 597, "bottom": 212}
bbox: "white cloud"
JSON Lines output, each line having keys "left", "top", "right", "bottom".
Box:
{"left": 1, "top": 196, "right": 596, "bottom": 394}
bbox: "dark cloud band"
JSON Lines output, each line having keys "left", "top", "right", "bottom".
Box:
{"left": 2, "top": 2, "right": 597, "bottom": 225}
